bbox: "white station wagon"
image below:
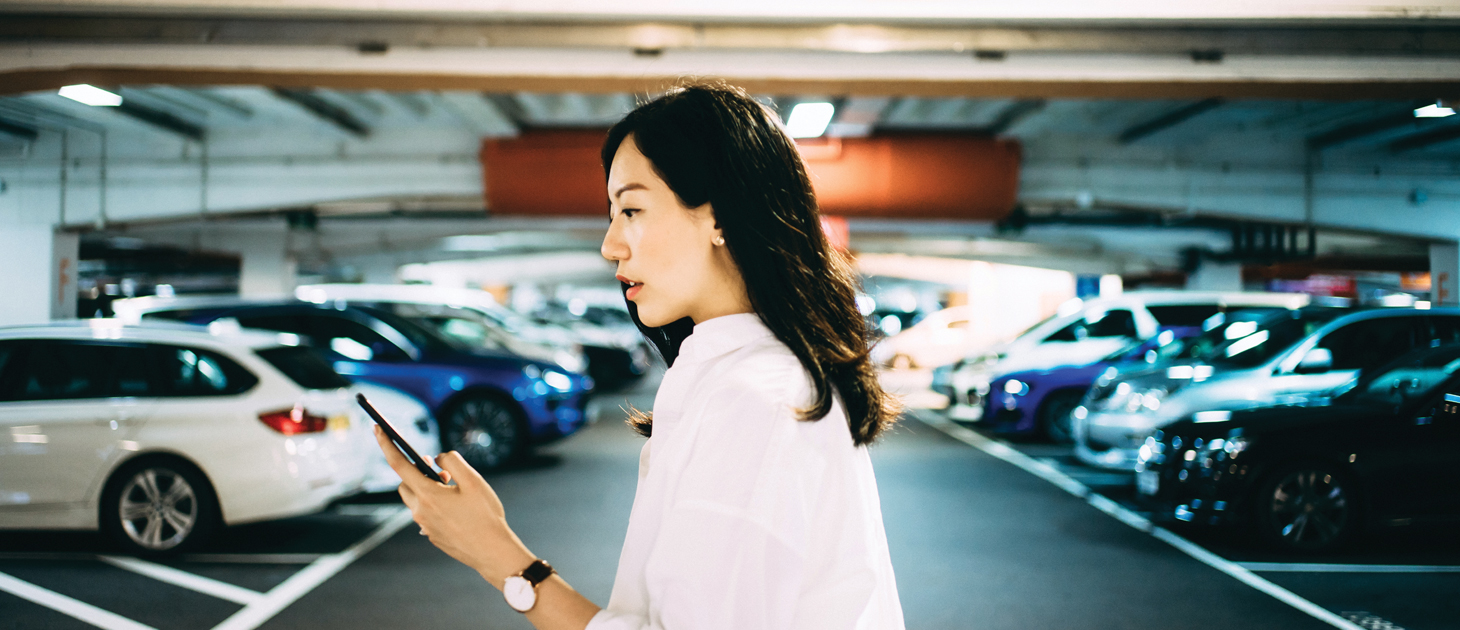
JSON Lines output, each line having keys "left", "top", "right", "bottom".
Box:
{"left": 0, "top": 321, "right": 379, "bottom": 554}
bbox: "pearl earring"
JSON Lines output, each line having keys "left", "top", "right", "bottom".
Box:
{"left": 713, "top": 235, "right": 725, "bottom": 246}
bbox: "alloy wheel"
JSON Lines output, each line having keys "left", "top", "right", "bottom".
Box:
{"left": 1266, "top": 468, "right": 1351, "bottom": 550}
{"left": 118, "top": 468, "right": 198, "bottom": 552}
{"left": 445, "top": 397, "right": 521, "bottom": 470}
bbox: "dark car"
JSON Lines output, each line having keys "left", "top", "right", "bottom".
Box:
{"left": 1136, "top": 343, "right": 1460, "bottom": 552}
{"left": 142, "top": 301, "right": 593, "bottom": 471}
{"left": 984, "top": 308, "right": 1294, "bottom": 442}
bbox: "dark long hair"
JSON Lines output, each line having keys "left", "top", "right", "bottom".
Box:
{"left": 603, "top": 82, "right": 899, "bottom": 446}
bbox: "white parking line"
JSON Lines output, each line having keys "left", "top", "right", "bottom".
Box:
{"left": 1242, "top": 562, "right": 1460, "bottom": 573}
{"left": 178, "top": 554, "right": 323, "bottom": 565}
{"left": 0, "top": 570, "right": 157, "bottom": 630}
{"left": 210, "top": 506, "right": 414, "bottom": 630}
{"left": 917, "top": 413, "right": 1366, "bottom": 630}
{"left": 98, "top": 555, "right": 265, "bottom": 605}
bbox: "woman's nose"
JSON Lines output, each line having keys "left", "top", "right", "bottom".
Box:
{"left": 602, "top": 220, "right": 629, "bottom": 262}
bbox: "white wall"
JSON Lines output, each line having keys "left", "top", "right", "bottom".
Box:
{"left": 0, "top": 228, "right": 78, "bottom": 326}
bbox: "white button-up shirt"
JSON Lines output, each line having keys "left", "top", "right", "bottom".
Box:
{"left": 587, "top": 313, "right": 905, "bottom": 630}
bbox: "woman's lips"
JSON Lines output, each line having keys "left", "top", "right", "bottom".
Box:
{"left": 618, "top": 275, "right": 643, "bottom": 300}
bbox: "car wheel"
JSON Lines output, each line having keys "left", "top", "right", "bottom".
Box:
{"left": 1038, "top": 391, "right": 1083, "bottom": 444}
{"left": 100, "top": 458, "right": 219, "bottom": 556}
{"left": 442, "top": 394, "right": 527, "bottom": 471}
{"left": 1256, "top": 463, "right": 1360, "bottom": 553}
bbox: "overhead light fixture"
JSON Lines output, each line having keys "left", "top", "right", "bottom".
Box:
{"left": 1414, "top": 101, "right": 1455, "bottom": 118}
{"left": 58, "top": 84, "right": 122, "bottom": 107}
{"left": 786, "top": 102, "right": 836, "bottom": 138}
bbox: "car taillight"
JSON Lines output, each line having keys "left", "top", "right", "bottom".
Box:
{"left": 258, "top": 406, "right": 329, "bottom": 435}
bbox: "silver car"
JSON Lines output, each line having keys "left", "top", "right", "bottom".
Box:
{"left": 1075, "top": 307, "right": 1460, "bottom": 471}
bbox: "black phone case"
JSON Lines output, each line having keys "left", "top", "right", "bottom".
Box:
{"left": 357, "top": 393, "right": 443, "bottom": 483}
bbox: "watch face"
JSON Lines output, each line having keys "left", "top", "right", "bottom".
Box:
{"left": 503, "top": 576, "right": 536, "bottom": 612}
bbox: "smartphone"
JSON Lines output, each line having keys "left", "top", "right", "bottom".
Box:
{"left": 357, "top": 393, "right": 443, "bottom": 483}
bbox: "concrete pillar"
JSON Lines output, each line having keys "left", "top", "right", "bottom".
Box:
{"left": 1186, "top": 261, "right": 1243, "bottom": 292}
{"left": 235, "top": 233, "right": 297, "bottom": 298}
{"left": 1430, "top": 241, "right": 1459, "bottom": 307}
{"left": 0, "top": 228, "right": 79, "bottom": 326}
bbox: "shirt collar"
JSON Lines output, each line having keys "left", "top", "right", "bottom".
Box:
{"left": 677, "top": 313, "right": 775, "bottom": 365}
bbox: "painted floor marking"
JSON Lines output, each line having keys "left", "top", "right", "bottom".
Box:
{"left": 1242, "top": 562, "right": 1460, "bottom": 573}
{"left": 178, "top": 553, "right": 324, "bottom": 565}
{"left": 918, "top": 412, "right": 1365, "bottom": 630}
{"left": 0, "top": 570, "right": 157, "bottom": 630}
{"left": 210, "top": 505, "right": 414, "bottom": 630}
{"left": 98, "top": 555, "right": 265, "bottom": 605}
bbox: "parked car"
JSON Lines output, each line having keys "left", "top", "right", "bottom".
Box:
{"left": 944, "top": 292, "right": 1310, "bottom": 422}
{"left": 528, "top": 300, "right": 653, "bottom": 389}
{"left": 296, "top": 284, "right": 650, "bottom": 390}
{"left": 114, "top": 298, "right": 593, "bottom": 471}
{"left": 982, "top": 308, "right": 1294, "bottom": 442}
{"left": 0, "top": 321, "right": 372, "bottom": 554}
{"left": 1077, "top": 306, "right": 1460, "bottom": 471}
{"left": 1136, "top": 343, "right": 1460, "bottom": 552}
{"left": 869, "top": 305, "right": 970, "bottom": 370}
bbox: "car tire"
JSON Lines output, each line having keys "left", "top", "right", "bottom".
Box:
{"left": 441, "top": 394, "right": 528, "bottom": 472}
{"left": 1037, "top": 391, "right": 1083, "bottom": 444}
{"left": 100, "top": 457, "right": 220, "bottom": 556}
{"left": 1254, "top": 462, "right": 1361, "bottom": 553}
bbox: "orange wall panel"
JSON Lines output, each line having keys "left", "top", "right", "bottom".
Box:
{"left": 482, "top": 131, "right": 1020, "bottom": 219}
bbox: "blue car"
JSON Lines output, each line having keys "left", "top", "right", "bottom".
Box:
{"left": 985, "top": 308, "right": 1290, "bottom": 443}
{"left": 142, "top": 301, "right": 593, "bottom": 470}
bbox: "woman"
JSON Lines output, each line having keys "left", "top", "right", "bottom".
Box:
{"left": 376, "top": 82, "right": 905, "bottom": 629}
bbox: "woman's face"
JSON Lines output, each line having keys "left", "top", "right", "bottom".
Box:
{"left": 601, "top": 134, "right": 750, "bottom": 327}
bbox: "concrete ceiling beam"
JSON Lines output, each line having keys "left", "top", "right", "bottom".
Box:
{"left": 5, "top": 14, "right": 1460, "bottom": 56}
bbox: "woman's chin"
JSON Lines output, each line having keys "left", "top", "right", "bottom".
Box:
{"left": 635, "top": 306, "right": 677, "bottom": 328}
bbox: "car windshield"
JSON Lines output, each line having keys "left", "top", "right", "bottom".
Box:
{"left": 354, "top": 306, "right": 465, "bottom": 353}
{"left": 373, "top": 302, "right": 510, "bottom": 351}
{"left": 1187, "top": 308, "right": 1345, "bottom": 369}
{"left": 1339, "top": 344, "right": 1460, "bottom": 407}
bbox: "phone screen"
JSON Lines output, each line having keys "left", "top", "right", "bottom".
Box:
{"left": 357, "top": 393, "right": 443, "bottom": 483}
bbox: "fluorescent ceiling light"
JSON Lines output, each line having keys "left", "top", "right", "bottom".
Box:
{"left": 1414, "top": 103, "right": 1455, "bottom": 118}
{"left": 58, "top": 84, "right": 122, "bottom": 107}
{"left": 786, "top": 102, "right": 835, "bottom": 138}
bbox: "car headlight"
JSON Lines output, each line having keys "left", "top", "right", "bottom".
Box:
{"left": 553, "top": 350, "right": 586, "bottom": 374}
{"left": 542, "top": 369, "right": 574, "bottom": 392}
{"left": 1123, "top": 387, "right": 1167, "bottom": 413}
{"left": 1004, "top": 379, "right": 1029, "bottom": 396}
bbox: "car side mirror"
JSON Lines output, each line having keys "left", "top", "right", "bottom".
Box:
{"left": 1294, "top": 348, "right": 1333, "bottom": 374}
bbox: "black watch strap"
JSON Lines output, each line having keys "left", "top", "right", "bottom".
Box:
{"left": 521, "top": 559, "right": 554, "bottom": 586}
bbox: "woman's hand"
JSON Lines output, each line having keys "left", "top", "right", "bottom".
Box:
{"left": 374, "top": 426, "right": 535, "bottom": 589}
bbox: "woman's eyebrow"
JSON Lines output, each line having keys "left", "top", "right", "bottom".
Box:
{"left": 613, "top": 183, "right": 648, "bottom": 200}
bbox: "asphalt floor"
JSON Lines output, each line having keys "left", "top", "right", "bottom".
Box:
{"left": 1, "top": 372, "right": 1454, "bottom": 630}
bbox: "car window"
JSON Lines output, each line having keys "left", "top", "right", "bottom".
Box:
{"left": 1145, "top": 305, "right": 1222, "bottom": 327}
{"left": 151, "top": 345, "right": 258, "bottom": 396}
{"left": 1051, "top": 309, "right": 1138, "bottom": 342}
{"left": 310, "top": 316, "right": 401, "bottom": 361}
{"left": 234, "top": 314, "right": 314, "bottom": 337}
{"left": 1318, "top": 317, "right": 1424, "bottom": 371}
{"left": 1086, "top": 309, "right": 1136, "bottom": 338}
{"left": 1, "top": 342, "right": 130, "bottom": 401}
{"left": 256, "top": 346, "right": 352, "bottom": 390}
{"left": 1342, "top": 344, "right": 1460, "bottom": 407}
{"left": 1204, "top": 309, "right": 1346, "bottom": 369}
{"left": 1428, "top": 316, "right": 1460, "bottom": 346}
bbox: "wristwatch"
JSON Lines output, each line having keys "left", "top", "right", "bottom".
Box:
{"left": 503, "top": 559, "right": 554, "bottom": 613}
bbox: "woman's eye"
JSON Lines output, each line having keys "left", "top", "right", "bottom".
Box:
{"left": 622, "top": 208, "right": 640, "bottom": 218}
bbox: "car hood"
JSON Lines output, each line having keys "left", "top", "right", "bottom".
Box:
{"left": 1162, "top": 400, "right": 1389, "bottom": 438}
